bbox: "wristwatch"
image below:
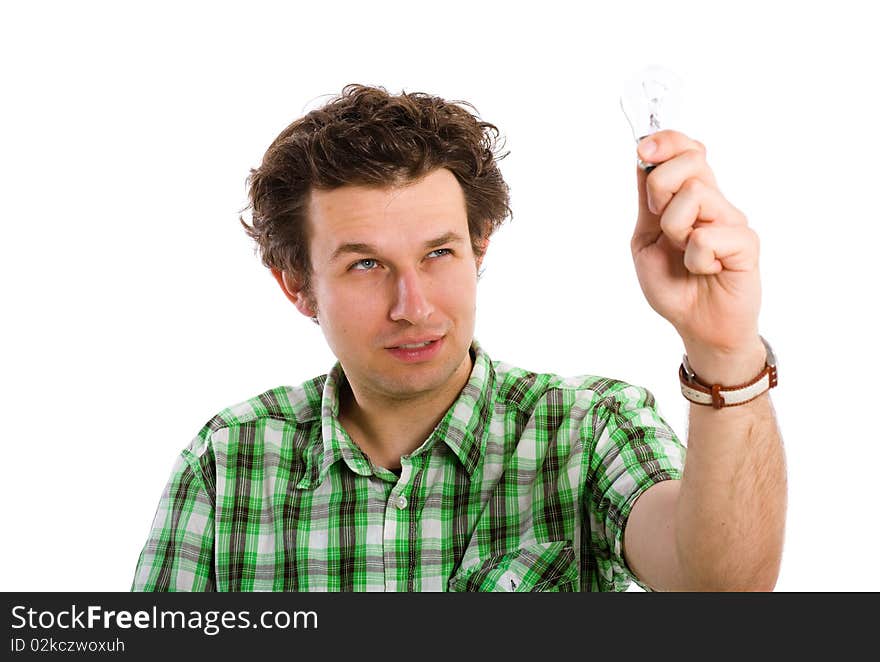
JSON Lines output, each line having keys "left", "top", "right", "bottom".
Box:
{"left": 679, "top": 336, "right": 778, "bottom": 409}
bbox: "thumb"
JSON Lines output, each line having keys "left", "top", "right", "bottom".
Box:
{"left": 632, "top": 160, "right": 661, "bottom": 253}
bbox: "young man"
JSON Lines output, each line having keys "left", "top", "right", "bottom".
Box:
{"left": 132, "top": 84, "right": 786, "bottom": 592}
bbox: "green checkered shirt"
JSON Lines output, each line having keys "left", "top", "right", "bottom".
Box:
{"left": 132, "top": 340, "right": 685, "bottom": 592}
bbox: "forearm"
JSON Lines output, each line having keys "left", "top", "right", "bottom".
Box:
{"left": 675, "top": 341, "right": 787, "bottom": 590}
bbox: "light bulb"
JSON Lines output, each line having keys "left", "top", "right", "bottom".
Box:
{"left": 620, "top": 65, "right": 683, "bottom": 171}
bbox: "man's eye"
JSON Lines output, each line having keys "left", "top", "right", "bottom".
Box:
{"left": 351, "top": 258, "right": 378, "bottom": 271}
{"left": 428, "top": 248, "right": 453, "bottom": 258}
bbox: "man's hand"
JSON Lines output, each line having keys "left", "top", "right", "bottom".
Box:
{"left": 631, "top": 130, "right": 764, "bottom": 383}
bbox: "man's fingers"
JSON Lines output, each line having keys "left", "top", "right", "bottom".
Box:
{"left": 683, "top": 224, "right": 760, "bottom": 275}
{"left": 645, "top": 149, "right": 718, "bottom": 216}
{"left": 637, "top": 129, "right": 706, "bottom": 166}
{"left": 632, "top": 131, "right": 733, "bottom": 256}
{"left": 659, "top": 178, "right": 747, "bottom": 250}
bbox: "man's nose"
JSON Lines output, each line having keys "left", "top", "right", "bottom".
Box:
{"left": 389, "top": 269, "right": 434, "bottom": 324}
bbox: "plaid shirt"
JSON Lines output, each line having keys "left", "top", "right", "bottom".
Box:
{"left": 132, "top": 340, "right": 685, "bottom": 592}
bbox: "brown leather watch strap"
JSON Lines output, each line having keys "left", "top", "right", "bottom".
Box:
{"left": 679, "top": 336, "right": 778, "bottom": 408}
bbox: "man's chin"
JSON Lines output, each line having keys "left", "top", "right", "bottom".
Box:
{"left": 371, "top": 356, "right": 469, "bottom": 401}
{"left": 371, "top": 372, "right": 451, "bottom": 401}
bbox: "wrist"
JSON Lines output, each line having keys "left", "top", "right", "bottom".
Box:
{"left": 682, "top": 337, "right": 767, "bottom": 386}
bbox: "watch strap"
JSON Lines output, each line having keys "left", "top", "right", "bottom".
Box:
{"left": 679, "top": 336, "right": 778, "bottom": 409}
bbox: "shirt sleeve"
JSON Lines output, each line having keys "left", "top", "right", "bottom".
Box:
{"left": 131, "top": 433, "right": 217, "bottom": 591}
{"left": 582, "top": 382, "right": 686, "bottom": 592}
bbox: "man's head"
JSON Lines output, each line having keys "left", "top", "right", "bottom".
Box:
{"left": 241, "top": 84, "right": 511, "bottom": 401}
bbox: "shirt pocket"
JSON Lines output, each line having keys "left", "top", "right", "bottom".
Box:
{"left": 447, "top": 540, "right": 578, "bottom": 592}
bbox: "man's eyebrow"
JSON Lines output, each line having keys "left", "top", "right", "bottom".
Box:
{"left": 423, "top": 231, "right": 466, "bottom": 250}
{"left": 329, "top": 231, "right": 466, "bottom": 262}
{"left": 330, "top": 242, "right": 378, "bottom": 262}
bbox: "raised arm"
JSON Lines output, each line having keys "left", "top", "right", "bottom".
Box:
{"left": 622, "top": 131, "right": 787, "bottom": 591}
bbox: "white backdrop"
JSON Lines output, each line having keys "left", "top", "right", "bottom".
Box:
{"left": 2, "top": 0, "right": 877, "bottom": 592}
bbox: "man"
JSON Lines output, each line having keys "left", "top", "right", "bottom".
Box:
{"left": 132, "top": 84, "right": 786, "bottom": 592}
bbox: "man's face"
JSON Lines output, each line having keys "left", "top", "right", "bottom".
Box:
{"left": 288, "top": 168, "right": 483, "bottom": 403}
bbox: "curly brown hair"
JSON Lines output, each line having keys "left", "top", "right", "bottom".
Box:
{"left": 240, "top": 83, "right": 512, "bottom": 298}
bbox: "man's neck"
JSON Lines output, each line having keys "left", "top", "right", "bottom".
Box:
{"left": 338, "top": 351, "right": 474, "bottom": 471}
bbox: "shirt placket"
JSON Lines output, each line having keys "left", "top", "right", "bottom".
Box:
{"left": 382, "top": 458, "right": 419, "bottom": 592}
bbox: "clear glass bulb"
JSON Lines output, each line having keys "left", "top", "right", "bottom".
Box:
{"left": 620, "top": 66, "right": 684, "bottom": 169}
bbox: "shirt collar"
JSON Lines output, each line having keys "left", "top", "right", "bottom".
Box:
{"left": 300, "top": 339, "right": 495, "bottom": 488}
{"left": 429, "top": 339, "right": 494, "bottom": 476}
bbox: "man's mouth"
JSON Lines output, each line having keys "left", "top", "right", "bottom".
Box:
{"left": 395, "top": 340, "right": 435, "bottom": 349}
{"left": 387, "top": 336, "right": 443, "bottom": 349}
{"left": 385, "top": 337, "right": 445, "bottom": 361}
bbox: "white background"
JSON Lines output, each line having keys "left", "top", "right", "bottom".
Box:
{"left": 2, "top": 0, "right": 877, "bottom": 592}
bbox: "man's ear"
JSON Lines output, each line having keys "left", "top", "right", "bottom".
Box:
{"left": 270, "top": 268, "right": 317, "bottom": 318}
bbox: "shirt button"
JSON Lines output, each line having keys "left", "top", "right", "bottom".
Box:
{"left": 395, "top": 495, "right": 408, "bottom": 510}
